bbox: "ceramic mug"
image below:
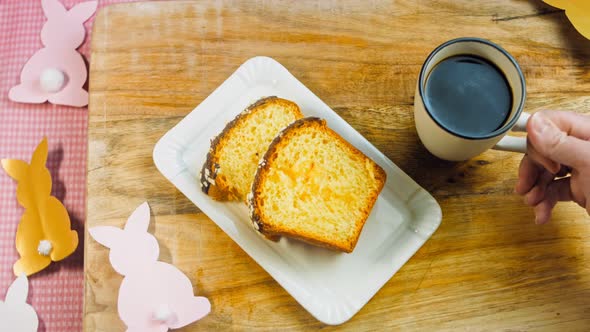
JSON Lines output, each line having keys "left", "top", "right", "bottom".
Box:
{"left": 414, "top": 37, "right": 529, "bottom": 161}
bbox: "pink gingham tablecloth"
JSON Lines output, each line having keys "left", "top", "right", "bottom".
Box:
{"left": 0, "top": 1, "right": 136, "bottom": 331}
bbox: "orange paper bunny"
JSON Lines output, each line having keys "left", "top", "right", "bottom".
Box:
{"left": 543, "top": 0, "right": 590, "bottom": 40}
{"left": 1, "top": 138, "right": 79, "bottom": 276}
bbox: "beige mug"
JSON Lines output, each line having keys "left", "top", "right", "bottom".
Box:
{"left": 414, "top": 37, "right": 528, "bottom": 161}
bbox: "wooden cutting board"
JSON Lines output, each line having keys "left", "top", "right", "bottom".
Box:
{"left": 85, "top": 1, "right": 590, "bottom": 330}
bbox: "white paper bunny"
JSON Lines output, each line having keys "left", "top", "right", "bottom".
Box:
{"left": 90, "top": 203, "right": 211, "bottom": 332}
{"left": 8, "top": 0, "right": 97, "bottom": 107}
{"left": 0, "top": 274, "right": 39, "bottom": 332}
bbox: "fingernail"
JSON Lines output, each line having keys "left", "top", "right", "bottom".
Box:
{"left": 535, "top": 216, "right": 540, "bottom": 224}
{"left": 532, "top": 113, "right": 552, "bottom": 135}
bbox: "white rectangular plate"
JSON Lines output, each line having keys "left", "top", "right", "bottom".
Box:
{"left": 153, "top": 56, "right": 442, "bottom": 325}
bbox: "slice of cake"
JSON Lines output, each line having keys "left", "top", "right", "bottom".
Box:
{"left": 200, "top": 97, "right": 304, "bottom": 201}
{"left": 248, "top": 117, "right": 387, "bottom": 253}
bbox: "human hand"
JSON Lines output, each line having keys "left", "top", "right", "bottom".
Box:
{"left": 515, "top": 110, "right": 590, "bottom": 224}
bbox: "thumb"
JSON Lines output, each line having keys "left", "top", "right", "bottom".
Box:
{"left": 528, "top": 113, "right": 590, "bottom": 169}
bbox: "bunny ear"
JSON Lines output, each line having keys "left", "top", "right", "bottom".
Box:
{"left": 41, "top": 0, "right": 66, "bottom": 18}
{"left": 67, "top": 1, "right": 98, "bottom": 23}
{"left": 124, "top": 202, "right": 151, "bottom": 233}
{"left": 30, "top": 138, "right": 48, "bottom": 169}
{"left": 1, "top": 159, "right": 29, "bottom": 181}
{"left": 5, "top": 274, "right": 28, "bottom": 303}
{"left": 89, "top": 226, "right": 123, "bottom": 249}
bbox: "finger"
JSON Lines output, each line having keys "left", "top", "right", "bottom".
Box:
{"left": 534, "top": 199, "right": 556, "bottom": 225}
{"left": 524, "top": 170, "right": 555, "bottom": 206}
{"left": 515, "top": 154, "right": 542, "bottom": 195}
{"left": 536, "top": 110, "right": 590, "bottom": 141}
{"left": 526, "top": 142, "right": 560, "bottom": 174}
{"left": 533, "top": 177, "right": 573, "bottom": 224}
{"left": 527, "top": 113, "right": 590, "bottom": 169}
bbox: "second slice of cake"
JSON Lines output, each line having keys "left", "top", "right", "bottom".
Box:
{"left": 248, "top": 117, "right": 387, "bottom": 253}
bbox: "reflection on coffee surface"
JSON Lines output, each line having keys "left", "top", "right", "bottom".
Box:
{"left": 424, "top": 55, "right": 512, "bottom": 138}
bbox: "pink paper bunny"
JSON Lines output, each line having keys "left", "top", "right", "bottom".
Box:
{"left": 89, "top": 203, "right": 211, "bottom": 332}
{"left": 0, "top": 274, "right": 38, "bottom": 332}
{"left": 8, "top": 0, "right": 97, "bottom": 107}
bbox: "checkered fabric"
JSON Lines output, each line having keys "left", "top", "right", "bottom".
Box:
{"left": 0, "top": 1, "right": 136, "bottom": 331}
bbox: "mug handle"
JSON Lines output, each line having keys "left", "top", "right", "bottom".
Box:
{"left": 492, "top": 112, "right": 530, "bottom": 153}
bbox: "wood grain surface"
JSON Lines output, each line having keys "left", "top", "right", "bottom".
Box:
{"left": 85, "top": 1, "right": 590, "bottom": 330}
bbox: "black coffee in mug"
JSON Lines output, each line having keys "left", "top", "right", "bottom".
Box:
{"left": 424, "top": 55, "right": 513, "bottom": 137}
